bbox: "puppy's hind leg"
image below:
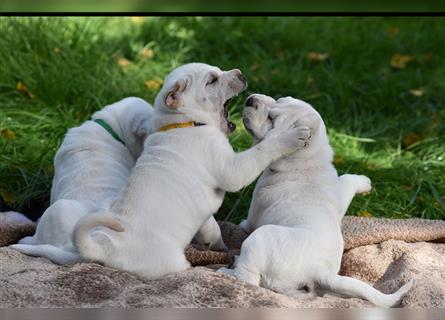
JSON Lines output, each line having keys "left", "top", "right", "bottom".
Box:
{"left": 218, "top": 264, "right": 261, "bottom": 286}
{"left": 318, "top": 273, "right": 413, "bottom": 308}
{"left": 194, "top": 217, "right": 228, "bottom": 251}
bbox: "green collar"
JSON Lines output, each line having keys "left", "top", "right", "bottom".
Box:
{"left": 94, "top": 119, "right": 126, "bottom": 146}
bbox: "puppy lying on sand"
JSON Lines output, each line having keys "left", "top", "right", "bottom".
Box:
{"left": 72, "top": 63, "right": 311, "bottom": 279}
{"left": 218, "top": 94, "right": 412, "bottom": 307}
{"left": 11, "top": 98, "right": 153, "bottom": 264}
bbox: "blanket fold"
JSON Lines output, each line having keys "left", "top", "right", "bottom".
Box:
{"left": 1, "top": 211, "right": 444, "bottom": 307}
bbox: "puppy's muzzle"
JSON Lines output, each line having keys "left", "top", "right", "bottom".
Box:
{"left": 237, "top": 72, "right": 247, "bottom": 86}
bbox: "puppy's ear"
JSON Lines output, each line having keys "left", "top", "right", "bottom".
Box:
{"left": 165, "top": 78, "right": 189, "bottom": 109}
{"left": 300, "top": 113, "right": 321, "bottom": 132}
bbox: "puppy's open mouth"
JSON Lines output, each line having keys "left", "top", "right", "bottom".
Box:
{"left": 223, "top": 98, "right": 236, "bottom": 133}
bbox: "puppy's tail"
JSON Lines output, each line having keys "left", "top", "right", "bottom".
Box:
{"left": 72, "top": 211, "right": 124, "bottom": 262}
{"left": 318, "top": 273, "right": 413, "bottom": 308}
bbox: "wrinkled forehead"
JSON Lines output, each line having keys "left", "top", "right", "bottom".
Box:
{"left": 273, "top": 97, "right": 314, "bottom": 114}
{"left": 165, "top": 63, "right": 222, "bottom": 83}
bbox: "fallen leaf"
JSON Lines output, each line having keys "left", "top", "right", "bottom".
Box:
{"left": 358, "top": 211, "right": 373, "bottom": 218}
{"left": 1, "top": 128, "right": 16, "bottom": 139}
{"left": 139, "top": 47, "right": 154, "bottom": 59}
{"left": 16, "top": 81, "right": 35, "bottom": 99}
{"left": 387, "top": 26, "right": 400, "bottom": 37}
{"left": 423, "top": 51, "right": 434, "bottom": 63}
{"left": 417, "top": 195, "right": 424, "bottom": 204}
{"left": 117, "top": 57, "right": 131, "bottom": 69}
{"left": 409, "top": 88, "right": 424, "bottom": 97}
{"left": 276, "top": 48, "right": 285, "bottom": 60}
{"left": 333, "top": 155, "right": 345, "bottom": 165}
{"left": 402, "top": 132, "right": 422, "bottom": 148}
{"left": 250, "top": 63, "right": 261, "bottom": 71}
{"left": 144, "top": 79, "right": 162, "bottom": 91}
{"left": 130, "top": 17, "right": 146, "bottom": 25}
{"left": 307, "top": 52, "right": 329, "bottom": 62}
{"left": 390, "top": 53, "right": 414, "bottom": 69}
{"left": 0, "top": 189, "right": 13, "bottom": 204}
{"left": 75, "top": 111, "right": 86, "bottom": 120}
{"left": 400, "top": 184, "right": 412, "bottom": 191}
{"left": 365, "top": 162, "right": 376, "bottom": 170}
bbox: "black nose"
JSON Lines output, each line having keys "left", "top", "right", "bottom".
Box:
{"left": 237, "top": 73, "right": 246, "bottom": 84}
{"left": 246, "top": 96, "right": 255, "bottom": 107}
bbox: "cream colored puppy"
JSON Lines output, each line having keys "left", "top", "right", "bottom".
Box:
{"left": 72, "top": 63, "right": 311, "bottom": 279}
{"left": 11, "top": 95, "right": 225, "bottom": 263}
{"left": 218, "top": 94, "right": 412, "bottom": 308}
{"left": 10, "top": 97, "right": 153, "bottom": 264}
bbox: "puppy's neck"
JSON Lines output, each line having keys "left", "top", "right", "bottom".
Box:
{"left": 151, "top": 112, "right": 196, "bottom": 132}
{"left": 93, "top": 105, "right": 151, "bottom": 159}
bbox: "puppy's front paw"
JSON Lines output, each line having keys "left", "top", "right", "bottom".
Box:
{"left": 355, "top": 175, "right": 372, "bottom": 195}
{"left": 274, "top": 126, "right": 311, "bottom": 155}
{"left": 217, "top": 267, "right": 237, "bottom": 278}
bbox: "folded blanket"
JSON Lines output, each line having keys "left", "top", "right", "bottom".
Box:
{"left": 185, "top": 216, "right": 445, "bottom": 266}
{"left": 0, "top": 212, "right": 36, "bottom": 247}
{"left": 1, "top": 211, "right": 444, "bottom": 307}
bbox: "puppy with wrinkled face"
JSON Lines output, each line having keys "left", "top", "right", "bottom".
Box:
{"left": 10, "top": 95, "right": 224, "bottom": 264}
{"left": 72, "top": 63, "right": 311, "bottom": 279}
{"left": 218, "top": 94, "right": 412, "bottom": 308}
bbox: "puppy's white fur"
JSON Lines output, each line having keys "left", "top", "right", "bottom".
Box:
{"left": 218, "top": 94, "right": 412, "bottom": 308}
{"left": 10, "top": 97, "right": 153, "bottom": 264}
{"left": 72, "top": 63, "right": 311, "bottom": 279}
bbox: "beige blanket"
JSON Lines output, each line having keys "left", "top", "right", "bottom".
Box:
{"left": 1, "top": 211, "right": 444, "bottom": 307}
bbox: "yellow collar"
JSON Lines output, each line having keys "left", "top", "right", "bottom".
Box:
{"left": 158, "top": 121, "right": 205, "bottom": 132}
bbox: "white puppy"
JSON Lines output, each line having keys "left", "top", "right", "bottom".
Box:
{"left": 218, "top": 94, "right": 412, "bottom": 308}
{"left": 72, "top": 63, "right": 311, "bottom": 279}
{"left": 10, "top": 97, "right": 154, "bottom": 264}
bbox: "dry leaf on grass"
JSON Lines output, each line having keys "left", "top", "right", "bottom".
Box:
{"left": 387, "top": 26, "right": 400, "bottom": 37}
{"left": 130, "top": 17, "right": 146, "bottom": 25}
{"left": 358, "top": 211, "right": 373, "bottom": 218}
{"left": 0, "top": 189, "right": 13, "bottom": 204}
{"left": 402, "top": 132, "right": 422, "bottom": 148}
{"left": 250, "top": 63, "right": 261, "bottom": 71}
{"left": 390, "top": 53, "right": 415, "bottom": 69}
{"left": 276, "top": 48, "right": 285, "bottom": 60}
{"left": 139, "top": 48, "right": 154, "bottom": 59}
{"left": 307, "top": 52, "right": 329, "bottom": 62}
{"left": 423, "top": 51, "right": 434, "bottom": 63}
{"left": 145, "top": 79, "right": 163, "bottom": 91}
{"left": 117, "top": 57, "right": 131, "bottom": 69}
{"left": 16, "top": 81, "right": 35, "bottom": 99}
{"left": 1, "top": 128, "right": 16, "bottom": 140}
{"left": 409, "top": 88, "right": 424, "bottom": 97}
{"left": 333, "top": 155, "right": 345, "bottom": 165}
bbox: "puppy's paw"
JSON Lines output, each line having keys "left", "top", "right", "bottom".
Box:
{"left": 210, "top": 238, "right": 228, "bottom": 252}
{"left": 355, "top": 175, "right": 372, "bottom": 195}
{"left": 217, "top": 267, "right": 237, "bottom": 278}
{"left": 270, "top": 126, "right": 311, "bottom": 155}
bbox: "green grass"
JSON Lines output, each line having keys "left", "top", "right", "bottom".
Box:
{"left": 0, "top": 17, "right": 444, "bottom": 222}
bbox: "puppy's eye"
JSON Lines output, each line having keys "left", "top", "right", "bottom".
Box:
{"left": 206, "top": 74, "right": 218, "bottom": 86}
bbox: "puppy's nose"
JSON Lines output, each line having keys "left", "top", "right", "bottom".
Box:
{"left": 237, "top": 73, "right": 246, "bottom": 85}
{"left": 245, "top": 96, "right": 255, "bottom": 107}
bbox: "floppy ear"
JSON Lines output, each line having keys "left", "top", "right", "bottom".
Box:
{"left": 300, "top": 113, "right": 321, "bottom": 132}
{"left": 165, "top": 78, "right": 189, "bottom": 109}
